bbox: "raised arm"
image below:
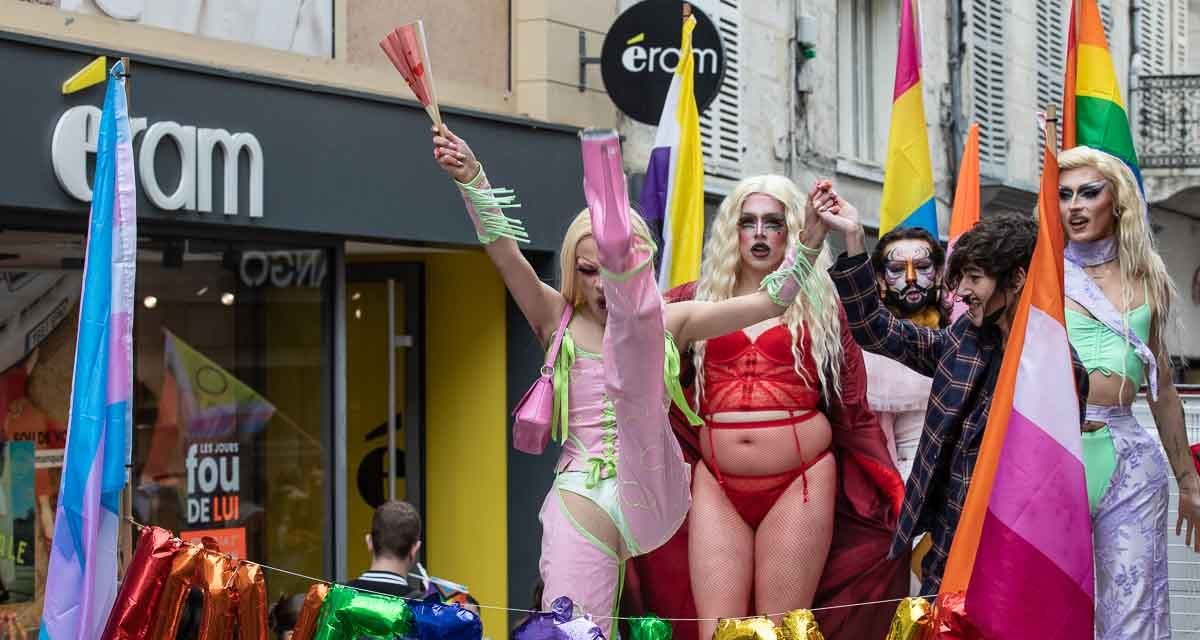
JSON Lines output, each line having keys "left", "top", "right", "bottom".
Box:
{"left": 666, "top": 292, "right": 781, "bottom": 347}
{"left": 433, "top": 125, "right": 565, "bottom": 342}
{"left": 809, "top": 187, "right": 946, "bottom": 376}
{"left": 665, "top": 242, "right": 824, "bottom": 347}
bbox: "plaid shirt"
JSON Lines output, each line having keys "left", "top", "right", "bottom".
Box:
{"left": 829, "top": 254, "right": 1088, "bottom": 592}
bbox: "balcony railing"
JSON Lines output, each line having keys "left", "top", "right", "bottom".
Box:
{"left": 1133, "top": 75, "right": 1200, "bottom": 169}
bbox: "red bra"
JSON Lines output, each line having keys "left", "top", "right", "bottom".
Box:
{"left": 700, "top": 323, "right": 822, "bottom": 414}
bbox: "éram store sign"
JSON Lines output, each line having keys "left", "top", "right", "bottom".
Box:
{"left": 600, "top": 0, "right": 726, "bottom": 125}
{"left": 51, "top": 105, "right": 264, "bottom": 219}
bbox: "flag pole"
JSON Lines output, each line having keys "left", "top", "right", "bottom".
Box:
{"left": 118, "top": 54, "right": 135, "bottom": 582}
{"left": 1046, "top": 104, "right": 1058, "bottom": 153}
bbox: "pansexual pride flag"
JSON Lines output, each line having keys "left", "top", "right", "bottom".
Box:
{"left": 40, "top": 61, "right": 136, "bottom": 639}
{"left": 1063, "top": 0, "right": 1140, "bottom": 185}
{"left": 639, "top": 15, "right": 704, "bottom": 291}
{"left": 878, "top": 0, "right": 937, "bottom": 237}
{"left": 936, "top": 118, "right": 1093, "bottom": 638}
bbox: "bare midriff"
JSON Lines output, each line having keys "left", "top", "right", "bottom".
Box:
{"left": 1083, "top": 371, "right": 1139, "bottom": 432}
{"left": 700, "top": 410, "right": 833, "bottom": 476}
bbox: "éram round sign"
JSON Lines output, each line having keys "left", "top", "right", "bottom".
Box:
{"left": 600, "top": 0, "right": 726, "bottom": 125}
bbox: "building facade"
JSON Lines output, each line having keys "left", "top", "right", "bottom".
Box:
{"left": 0, "top": 1, "right": 614, "bottom": 634}
{"left": 2, "top": 0, "right": 1200, "bottom": 636}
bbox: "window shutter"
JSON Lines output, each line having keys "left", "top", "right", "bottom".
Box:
{"left": 1172, "top": 0, "right": 1188, "bottom": 72}
{"left": 967, "top": 0, "right": 1008, "bottom": 173}
{"left": 692, "top": 0, "right": 742, "bottom": 179}
{"left": 1099, "top": 0, "right": 1114, "bottom": 41}
{"left": 1036, "top": 0, "right": 1068, "bottom": 148}
{"left": 1139, "top": 0, "right": 1170, "bottom": 75}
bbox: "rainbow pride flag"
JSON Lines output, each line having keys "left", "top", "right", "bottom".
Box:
{"left": 639, "top": 15, "right": 705, "bottom": 291}
{"left": 1063, "top": 0, "right": 1140, "bottom": 184}
{"left": 935, "top": 119, "right": 1093, "bottom": 637}
{"left": 878, "top": 0, "right": 937, "bottom": 237}
{"left": 40, "top": 60, "right": 137, "bottom": 639}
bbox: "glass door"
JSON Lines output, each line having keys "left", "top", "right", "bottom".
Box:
{"left": 344, "top": 263, "right": 424, "bottom": 577}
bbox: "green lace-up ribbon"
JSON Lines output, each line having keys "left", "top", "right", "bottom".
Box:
{"left": 454, "top": 163, "right": 530, "bottom": 245}
{"left": 760, "top": 250, "right": 821, "bottom": 308}
{"left": 586, "top": 403, "right": 619, "bottom": 489}
{"left": 551, "top": 329, "right": 576, "bottom": 445}
{"left": 665, "top": 334, "right": 703, "bottom": 427}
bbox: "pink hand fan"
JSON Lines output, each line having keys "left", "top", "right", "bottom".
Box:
{"left": 379, "top": 20, "right": 443, "bottom": 130}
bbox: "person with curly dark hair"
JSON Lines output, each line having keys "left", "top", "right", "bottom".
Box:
{"left": 804, "top": 189, "right": 1089, "bottom": 593}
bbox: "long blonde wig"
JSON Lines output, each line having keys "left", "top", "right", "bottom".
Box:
{"left": 692, "top": 175, "right": 844, "bottom": 402}
{"left": 558, "top": 209, "right": 655, "bottom": 306}
{"left": 1058, "top": 146, "right": 1177, "bottom": 354}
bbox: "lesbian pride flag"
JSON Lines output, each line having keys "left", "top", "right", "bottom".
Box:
{"left": 935, "top": 118, "right": 1093, "bottom": 638}
{"left": 40, "top": 60, "right": 136, "bottom": 639}
{"left": 878, "top": 0, "right": 937, "bottom": 237}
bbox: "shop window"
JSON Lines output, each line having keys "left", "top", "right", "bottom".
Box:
{"left": 0, "top": 229, "right": 333, "bottom": 617}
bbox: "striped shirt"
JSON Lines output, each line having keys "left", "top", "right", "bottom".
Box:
{"left": 346, "top": 570, "right": 425, "bottom": 599}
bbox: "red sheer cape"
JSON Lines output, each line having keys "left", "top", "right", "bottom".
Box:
{"left": 620, "top": 282, "right": 908, "bottom": 640}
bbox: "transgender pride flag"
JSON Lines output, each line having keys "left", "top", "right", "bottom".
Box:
{"left": 935, "top": 116, "right": 1093, "bottom": 638}
{"left": 40, "top": 60, "right": 136, "bottom": 639}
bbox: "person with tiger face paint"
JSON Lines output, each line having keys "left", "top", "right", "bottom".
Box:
{"left": 866, "top": 227, "right": 947, "bottom": 481}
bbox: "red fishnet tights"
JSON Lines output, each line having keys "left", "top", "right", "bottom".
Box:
{"left": 688, "top": 456, "right": 836, "bottom": 640}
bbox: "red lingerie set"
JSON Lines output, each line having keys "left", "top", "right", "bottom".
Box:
{"left": 700, "top": 323, "right": 831, "bottom": 528}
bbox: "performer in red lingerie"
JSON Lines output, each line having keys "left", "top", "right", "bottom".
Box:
{"left": 622, "top": 176, "right": 906, "bottom": 640}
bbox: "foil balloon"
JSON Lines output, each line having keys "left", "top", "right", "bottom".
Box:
{"left": 627, "top": 615, "right": 671, "bottom": 640}
{"left": 885, "top": 597, "right": 932, "bottom": 640}
{"left": 149, "top": 541, "right": 233, "bottom": 639}
{"left": 559, "top": 615, "right": 604, "bottom": 640}
{"left": 312, "top": 583, "right": 414, "bottom": 640}
{"left": 927, "top": 592, "right": 980, "bottom": 640}
{"left": 779, "top": 610, "right": 824, "bottom": 640}
{"left": 712, "top": 617, "right": 780, "bottom": 640}
{"left": 407, "top": 594, "right": 483, "bottom": 640}
{"left": 512, "top": 596, "right": 603, "bottom": 640}
{"left": 232, "top": 561, "right": 270, "bottom": 640}
{"left": 290, "top": 583, "right": 330, "bottom": 640}
{"left": 100, "top": 526, "right": 180, "bottom": 640}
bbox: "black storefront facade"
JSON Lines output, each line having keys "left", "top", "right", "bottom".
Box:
{"left": 0, "top": 31, "right": 572, "bottom": 620}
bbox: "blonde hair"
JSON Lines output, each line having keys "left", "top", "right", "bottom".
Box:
{"left": 693, "top": 175, "right": 843, "bottom": 402}
{"left": 558, "top": 209, "right": 655, "bottom": 305}
{"left": 1058, "top": 146, "right": 1177, "bottom": 355}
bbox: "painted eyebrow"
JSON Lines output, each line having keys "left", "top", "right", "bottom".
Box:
{"left": 738, "top": 212, "right": 785, "bottom": 218}
{"left": 1060, "top": 180, "right": 1107, "bottom": 193}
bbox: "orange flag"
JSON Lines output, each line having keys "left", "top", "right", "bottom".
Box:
{"left": 948, "top": 123, "right": 981, "bottom": 245}
{"left": 947, "top": 123, "right": 980, "bottom": 321}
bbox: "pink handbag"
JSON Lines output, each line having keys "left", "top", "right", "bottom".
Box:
{"left": 512, "top": 304, "right": 574, "bottom": 455}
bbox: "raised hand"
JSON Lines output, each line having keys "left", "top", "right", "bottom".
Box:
{"left": 432, "top": 124, "right": 479, "bottom": 183}
{"left": 800, "top": 179, "right": 833, "bottom": 251}
{"left": 812, "top": 188, "right": 861, "bottom": 234}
